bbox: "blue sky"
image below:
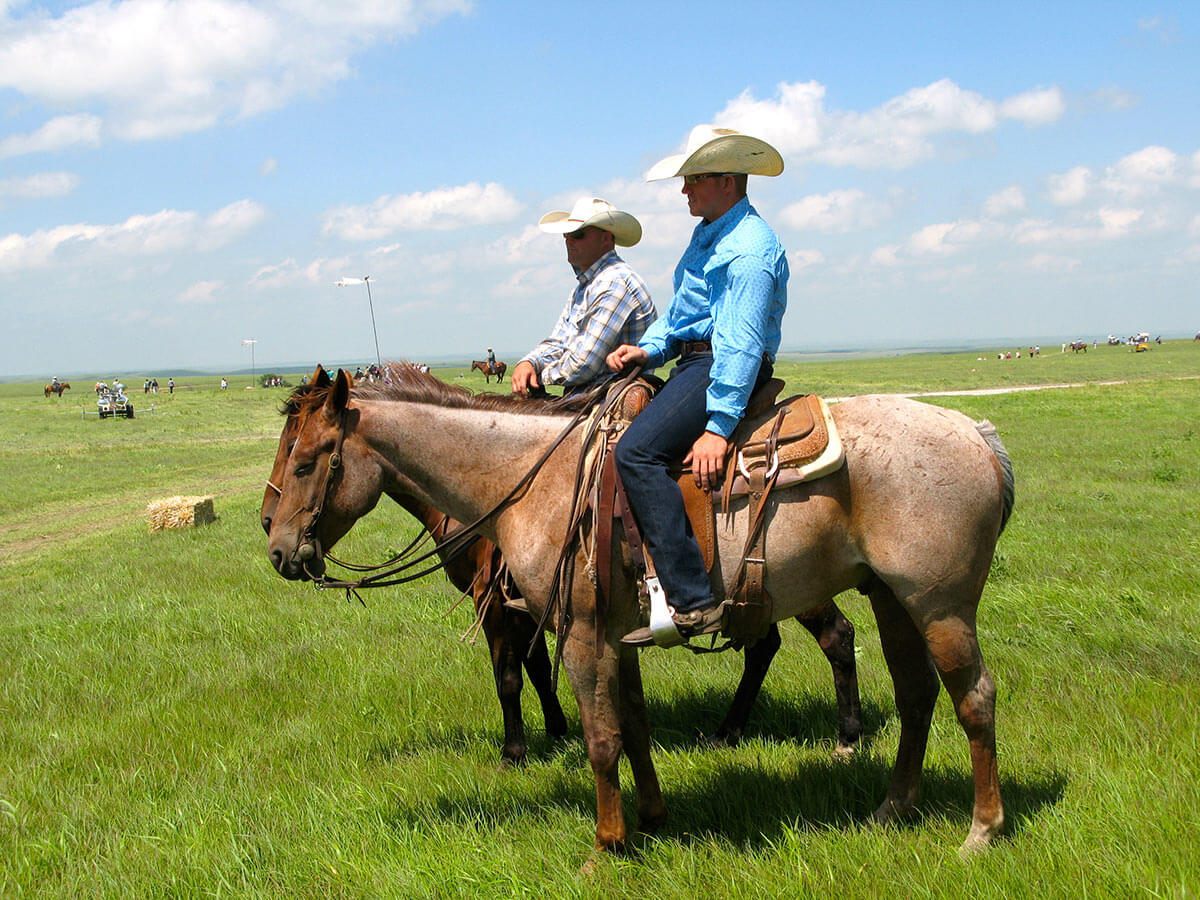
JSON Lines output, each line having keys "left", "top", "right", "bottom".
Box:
{"left": 2, "top": 1, "right": 1198, "bottom": 377}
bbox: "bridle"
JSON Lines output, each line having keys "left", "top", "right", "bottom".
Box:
{"left": 270, "top": 370, "right": 641, "bottom": 600}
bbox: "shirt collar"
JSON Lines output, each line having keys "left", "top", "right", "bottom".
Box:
{"left": 692, "top": 196, "right": 751, "bottom": 249}
{"left": 575, "top": 249, "right": 620, "bottom": 284}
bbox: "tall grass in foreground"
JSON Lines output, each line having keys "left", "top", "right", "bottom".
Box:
{"left": 0, "top": 346, "right": 1197, "bottom": 898}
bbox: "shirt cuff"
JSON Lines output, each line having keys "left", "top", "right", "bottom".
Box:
{"left": 705, "top": 410, "right": 739, "bottom": 439}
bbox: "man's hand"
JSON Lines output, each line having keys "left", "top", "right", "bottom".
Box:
{"left": 606, "top": 344, "right": 648, "bottom": 373}
{"left": 510, "top": 360, "right": 541, "bottom": 396}
{"left": 683, "top": 430, "right": 729, "bottom": 490}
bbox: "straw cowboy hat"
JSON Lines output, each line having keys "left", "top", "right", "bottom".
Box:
{"left": 645, "top": 124, "right": 784, "bottom": 182}
{"left": 538, "top": 197, "right": 642, "bottom": 247}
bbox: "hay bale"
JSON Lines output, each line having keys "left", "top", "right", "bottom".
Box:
{"left": 147, "top": 495, "right": 216, "bottom": 532}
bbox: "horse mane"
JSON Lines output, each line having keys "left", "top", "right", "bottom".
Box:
{"left": 283, "top": 362, "right": 592, "bottom": 418}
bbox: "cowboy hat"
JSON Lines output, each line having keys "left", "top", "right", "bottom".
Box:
{"left": 538, "top": 197, "right": 642, "bottom": 247}
{"left": 645, "top": 124, "right": 784, "bottom": 182}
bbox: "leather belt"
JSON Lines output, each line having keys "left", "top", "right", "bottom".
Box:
{"left": 680, "top": 340, "right": 773, "bottom": 368}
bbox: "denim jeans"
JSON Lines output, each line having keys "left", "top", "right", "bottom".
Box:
{"left": 614, "top": 352, "right": 773, "bottom": 612}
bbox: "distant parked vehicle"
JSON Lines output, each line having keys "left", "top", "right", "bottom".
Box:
{"left": 96, "top": 384, "right": 135, "bottom": 419}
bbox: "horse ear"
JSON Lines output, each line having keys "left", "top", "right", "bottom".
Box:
{"left": 313, "top": 364, "right": 331, "bottom": 387}
{"left": 327, "top": 368, "right": 352, "bottom": 415}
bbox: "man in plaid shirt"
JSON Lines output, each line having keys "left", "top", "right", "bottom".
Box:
{"left": 511, "top": 198, "right": 655, "bottom": 396}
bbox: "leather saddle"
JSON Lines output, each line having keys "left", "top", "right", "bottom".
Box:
{"left": 590, "top": 375, "right": 845, "bottom": 649}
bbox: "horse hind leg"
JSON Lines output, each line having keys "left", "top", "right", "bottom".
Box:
{"left": 512, "top": 610, "right": 568, "bottom": 739}
{"left": 923, "top": 609, "right": 1004, "bottom": 855}
{"left": 872, "top": 578, "right": 1005, "bottom": 855}
{"left": 711, "top": 623, "right": 781, "bottom": 747}
{"left": 482, "top": 601, "right": 529, "bottom": 766}
{"left": 867, "top": 580, "right": 940, "bottom": 827}
{"left": 797, "top": 601, "right": 863, "bottom": 757}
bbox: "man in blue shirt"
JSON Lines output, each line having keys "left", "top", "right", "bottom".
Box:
{"left": 512, "top": 198, "right": 655, "bottom": 396}
{"left": 606, "top": 126, "right": 788, "bottom": 646}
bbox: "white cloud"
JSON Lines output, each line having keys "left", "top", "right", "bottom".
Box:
{"left": 1102, "top": 145, "right": 1179, "bottom": 198}
{"left": 1088, "top": 86, "right": 1139, "bottom": 111}
{"left": 1048, "top": 166, "right": 1093, "bottom": 206}
{"left": 788, "top": 248, "right": 825, "bottom": 270}
{"left": 1028, "top": 253, "right": 1081, "bottom": 273}
{"left": 321, "top": 182, "right": 522, "bottom": 240}
{"left": 0, "top": 171, "right": 81, "bottom": 198}
{"left": 906, "top": 219, "right": 985, "bottom": 257}
{"left": 999, "top": 87, "right": 1066, "bottom": 125}
{"left": 0, "top": 198, "right": 265, "bottom": 271}
{"left": 249, "top": 258, "right": 301, "bottom": 289}
{"left": 259, "top": 156, "right": 278, "bottom": 176}
{"left": 779, "top": 188, "right": 889, "bottom": 233}
{"left": 869, "top": 244, "right": 901, "bottom": 267}
{"left": 179, "top": 280, "right": 225, "bottom": 303}
{"left": 713, "top": 78, "right": 1065, "bottom": 170}
{"left": 1013, "top": 206, "right": 1144, "bottom": 245}
{"left": 1190, "top": 214, "right": 1200, "bottom": 236}
{"left": 0, "top": 114, "right": 102, "bottom": 160}
{"left": 983, "top": 185, "right": 1026, "bottom": 218}
{"left": 0, "top": 0, "right": 472, "bottom": 143}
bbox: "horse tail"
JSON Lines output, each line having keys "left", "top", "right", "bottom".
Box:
{"left": 975, "top": 419, "right": 1015, "bottom": 534}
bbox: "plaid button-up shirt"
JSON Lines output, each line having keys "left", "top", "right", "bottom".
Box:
{"left": 521, "top": 250, "right": 655, "bottom": 390}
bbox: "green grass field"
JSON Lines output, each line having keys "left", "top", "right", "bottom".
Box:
{"left": 2, "top": 342, "right": 1198, "bottom": 898}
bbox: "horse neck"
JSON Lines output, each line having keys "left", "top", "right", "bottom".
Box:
{"left": 360, "top": 400, "right": 576, "bottom": 531}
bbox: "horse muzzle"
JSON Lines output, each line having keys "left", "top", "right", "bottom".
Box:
{"left": 269, "top": 537, "right": 326, "bottom": 581}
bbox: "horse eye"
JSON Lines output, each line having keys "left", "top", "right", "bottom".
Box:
{"left": 294, "top": 462, "right": 315, "bottom": 477}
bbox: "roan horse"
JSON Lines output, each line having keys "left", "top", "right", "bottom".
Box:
{"left": 471, "top": 360, "right": 507, "bottom": 383}
{"left": 263, "top": 367, "right": 862, "bottom": 763}
{"left": 267, "top": 366, "right": 1014, "bottom": 856}
{"left": 44, "top": 381, "right": 70, "bottom": 397}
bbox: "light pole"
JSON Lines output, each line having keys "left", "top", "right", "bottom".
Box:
{"left": 241, "top": 339, "right": 257, "bottom": 385}
{"left": 334, "top": 276, "right": 382, "bottom": 369}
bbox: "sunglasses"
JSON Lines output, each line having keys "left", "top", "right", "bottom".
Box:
{"left": 683, "top": 172, "right": 731, "bottom": 185}
{"left": 565, "top": 228, "right": 594, "bottom": 240}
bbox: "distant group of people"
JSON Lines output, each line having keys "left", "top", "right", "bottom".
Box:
{"left": 142, "top": 378, "right": 161, "bottom": 393}
{"left": 997, "top": 346, "right": 1040, "bottom": 359}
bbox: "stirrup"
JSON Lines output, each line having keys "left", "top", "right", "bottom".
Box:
{"left": 646, "top": 576, "right": 686, "bottom": 647}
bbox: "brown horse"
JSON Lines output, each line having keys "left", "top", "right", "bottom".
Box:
{"left": 263, "top": 367, "right": 862, "bottom": 763}
{"left": 471, "top": 360, "right": 507, "bottom": 383}
{"left": 267, "top": 366, "right": 1013, "bottom": 856}
{"left": 44, "top": 381, "right": 70, "bottom": 397}
{"left": 1068, "top": 341, "right": 1088, "bottom": 353}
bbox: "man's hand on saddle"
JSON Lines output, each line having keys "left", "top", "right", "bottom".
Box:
{"left": 510, "top": 360, "right": 541, "bottom": 397}
{"left": 606, "top": 344, "right": 648, "bottom": 374}
{"left": 684, "top": 430, "right": 729, "bottom": 490}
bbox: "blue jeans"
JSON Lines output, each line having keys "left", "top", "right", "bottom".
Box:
{"left": 614, "top": 352, "right": 772, "bottom": 612}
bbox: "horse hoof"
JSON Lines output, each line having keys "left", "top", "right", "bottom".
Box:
{"left": 706, "top": 729, "right": 740, "bottom": 749}
{"left": 831, "top": 741, "right": 857, "bottom": 761}
{"left": 957, "top": 819, "right": 1001, "bottom": 859}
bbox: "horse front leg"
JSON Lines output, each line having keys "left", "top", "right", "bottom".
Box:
{"left": 560, "top": 633, "right": 627, "bottom": 853}
{"left": 797, "top": 601, "right": 863, "bottom": 757}
{"left": 711, "top": 623, "right": 781, "bottom": 747}
{"left": 617, "top": 644, "right": 666, "bottom": 832}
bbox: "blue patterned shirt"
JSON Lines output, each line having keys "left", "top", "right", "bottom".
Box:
{"left": 637, "top": 197, "right": 789, "bottom": 437}
{"left": 521, "top": 250, "right": 656, "bottom": 389}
